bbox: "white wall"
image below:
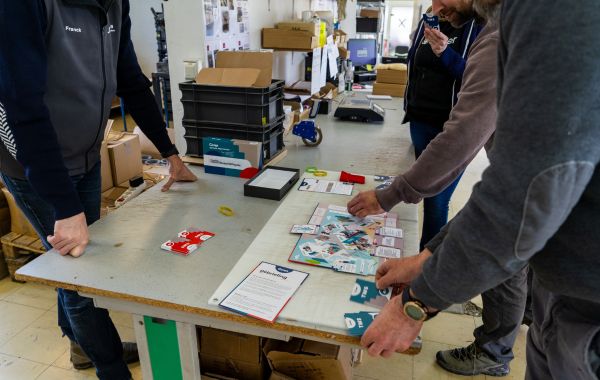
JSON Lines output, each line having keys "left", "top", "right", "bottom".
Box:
{"left": 245, "top": 0, "right": 311, "bottom": 84}
{"left": 129, "top": 0, "right": 163, "bottom": 78}
{"left": 338, "top": 0, "right": 356, "bottom": 37}
{"left": 164, "top": 0, "right": 207, "bottom": 153}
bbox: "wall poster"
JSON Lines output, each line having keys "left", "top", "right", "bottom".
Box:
{"left": 203, "top": 0, "right": 250, "bottom": 68}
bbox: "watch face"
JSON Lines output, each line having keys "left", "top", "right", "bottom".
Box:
{"left": 404, "top": 302, "right": 426, "bottom": 321}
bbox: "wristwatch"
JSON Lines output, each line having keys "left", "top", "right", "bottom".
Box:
{"left": 400, "top": 286, "right": 439, "bottom": 322}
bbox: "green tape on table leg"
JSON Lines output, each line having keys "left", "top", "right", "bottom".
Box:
{"left": 144, "top": 316, "right": 184, "bottom": 380}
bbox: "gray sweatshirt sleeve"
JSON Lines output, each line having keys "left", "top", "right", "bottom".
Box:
{"left": 375, "top": 27, "right": 498, "bottom": 211}
{"left": 411, "top": 0, "right": 600, "bottom": 310}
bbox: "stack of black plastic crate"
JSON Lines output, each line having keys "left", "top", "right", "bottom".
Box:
{"left": 178, "top": 80, "right": 286, "bottom": 163}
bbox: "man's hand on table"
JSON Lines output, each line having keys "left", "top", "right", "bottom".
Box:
{"left": 375, "top": 249, "right": 433, "bottom": 289}
{"left": 48, "top": 212, "right": 89, "bottom": 257}
{"left": 361, "top": 294, "right": 423, "bottom": 357}
{"left": 362, "top": 249, "right": 434, "bottom": 356}
{"left": 347, "top": 190, "right": 385, "bottom": 218}
{"left": 161, "top": 155, "right": 198, "bottom": 192}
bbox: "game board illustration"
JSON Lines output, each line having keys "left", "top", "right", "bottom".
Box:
{"left": 289, "top": 204, "right": 400, "bottom": 275}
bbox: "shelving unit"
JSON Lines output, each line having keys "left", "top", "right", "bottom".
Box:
{"left": 355, "top": 0, "right": 385, "bottom": 60}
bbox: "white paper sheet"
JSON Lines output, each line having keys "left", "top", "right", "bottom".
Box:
{"left": 248, "top": 169, "right": 296, "bottom": 190}
{"left": 298, "top": 178, "right": 354, "bottom": 196}
{"left": 219, "top": 262, "right": 309, "bottom": 323}
{"left": 311, "top": 48, "right": 322, "bottom": 95}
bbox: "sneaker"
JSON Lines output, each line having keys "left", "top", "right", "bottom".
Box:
{"left": 70, "top": 341, "right": 139, "bottom": 370}
{"left": 436, "top": 343, "right": 510, "bottom": 377}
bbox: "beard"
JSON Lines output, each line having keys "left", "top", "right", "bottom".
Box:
{"left": 441, "top": 0, "right": 476, "bottom": 28}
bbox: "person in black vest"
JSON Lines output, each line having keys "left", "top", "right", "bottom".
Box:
{"left": 0, "top": 1, "right": 197, "bottom": 379}
{"left": 404, "top": 2, "right": 482, "bottom": 251}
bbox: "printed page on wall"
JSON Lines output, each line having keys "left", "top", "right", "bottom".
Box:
{"left": 204, "top": 0, "right": 250, "bottom": 68}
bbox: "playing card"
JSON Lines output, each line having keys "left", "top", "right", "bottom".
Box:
{"left": 373, "top": 246, "right": 403, "bottom": 259}
{"left": 377, "top": 227, "right": 404, "bottom": 238}
{"left": 178, "top": 228, "right": 215, "bottom": 243}
{"left": 374, "top": 175, "right": 394, "bottom": 182}
{"left": 350, "top": 279, "right": 393, "bottom": 309}
{"left": 344, "top": 311, "right": 379, "bottom": 336}
{"left": 374, "top": 235, "right": 404, "bottom": 249}
{"left": 350, "top": 279, "right": 382, "bottom": 304}
{"left": 290, "top": 224, "right": 319, "bottom": 234}
{"left": 161, "top": 238, "right": 199, "bottom": 256}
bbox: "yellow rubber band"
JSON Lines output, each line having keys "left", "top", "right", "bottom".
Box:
{"left": 219, "top": 206, "right": 234, "bottom": 217}
{"left": 305, "top": 166, "right": 318, "bottom": 173}
{"left": 314, "top": 170, "right": 328, "bottom": 177}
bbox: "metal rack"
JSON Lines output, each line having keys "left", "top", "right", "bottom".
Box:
{"left": 355, "top": 0, "right": 385, "bottom": 60}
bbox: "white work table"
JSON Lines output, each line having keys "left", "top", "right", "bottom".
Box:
{"left": 17, "top": 96, "right": 419, "bottom": 380}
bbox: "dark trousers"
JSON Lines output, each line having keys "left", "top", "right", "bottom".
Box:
{"left": 475, "top": 266, "right": 529, "bottom": 364}
{"left": 526, "top": 275, "right": 600, "bottom": 380}
{"left": 1, "top": 164, "right": 131, "bottom": 380}
{"left": 409, "top": 120, "right": 463, "bottom": 251}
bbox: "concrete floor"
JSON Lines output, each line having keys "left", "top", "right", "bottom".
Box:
{"left": 0, "top": 110, "right": 529, "bottom": 379}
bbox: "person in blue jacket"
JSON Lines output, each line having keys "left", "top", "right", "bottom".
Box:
{"left": 403, "top": 1, "right": 483, "bottom": 251}
{"left": 0, "top": 1, "right": 197, "bottom": 379}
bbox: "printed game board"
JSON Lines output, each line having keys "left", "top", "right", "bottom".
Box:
{"left": 288, "top": 204, "right": 400, "bottom": 275}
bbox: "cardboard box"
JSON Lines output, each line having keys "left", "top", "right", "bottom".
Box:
{"left": 377, "top": 68, "right": 408, "bottom": 84}
{"left": 199, "top": 328, "right": 268, "bottom": 380}
{"left": 107, "top": 133, "right": 143, "bottom": 186}
{"left": 302, "top": 83, "right": 338, "bottom": 115}
{"left": 262, "top": 28, "right": 319, "bottom": 50}
{"left": 203, "top": 138, "right": 263, "bottom": 179}
{"left": 373, "top": 82, "right": 407, "bottom": 97}
{"left": 1, "top": 188, "right": 37, "bottom": 237}
{"left": 264, "top": 338, "right": 353, "bottom": 380}
{"left": 133, "top": 126, "right": 176, "bottom": 158}
{"left": 100, "top": 141, "right": 113, "bottom": 192}
{"left": 277, "top": 21, "right": 320, "bottom": 36}
{"left": 334, "top": 30, "right": 348, "bottom": 47}
{"left": 338, "top": 47, "right": 350, "bottom": 59}
{"left": 196, "top": 51, "right": 274, "bottom": 88}
{"left": 283, "top": 101, "right": 310, "bottom": 125}
{"left": 269, "top": 371, "right": 296, "bottom": 380}
{"left": 360, "top": 8, "right": 381, "bottom": 18}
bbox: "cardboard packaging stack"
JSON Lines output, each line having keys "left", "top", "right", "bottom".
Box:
{"left": 373, "top": 63, "right": 409, "bottom": 97}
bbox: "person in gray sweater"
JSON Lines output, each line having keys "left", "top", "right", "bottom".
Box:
{"left": 358, "top": 0, "right": 600, "bottom": 379}
{"left": 349, "top": 0, "right": 526, "bottom": 376}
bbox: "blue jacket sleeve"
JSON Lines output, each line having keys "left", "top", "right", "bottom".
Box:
{"left": 116, "top": 0, "right": 176, "bottom": 157}
{"left": 439, "top": 47, "right": 466, "bottom": 80}
{"left": 0, "top": 0, "right": 83, "bottom": 220}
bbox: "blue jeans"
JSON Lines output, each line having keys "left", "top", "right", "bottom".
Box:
{"left": 409, "top": 120, "right": 463, "bottom": 250}
{"left": 1, "top": 164, "right": 131, "bottom": 380}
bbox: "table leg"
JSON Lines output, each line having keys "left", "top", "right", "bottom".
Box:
{"left": 132, "top": 314, "right": 201, "bottom": 380}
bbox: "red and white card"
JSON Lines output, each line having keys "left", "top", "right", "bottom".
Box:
{"left": 161, "top": 227, "right": 215, "bottom": 256}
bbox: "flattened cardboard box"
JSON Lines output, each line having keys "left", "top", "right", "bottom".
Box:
{"left": 373, "top": 82, "right": 407, "bottom": 97}
{"left": 377, "top": 68, "right": 408, "bottom": 84}
{"left": 262, "top": 28, "right": 319, "bottom": 50}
